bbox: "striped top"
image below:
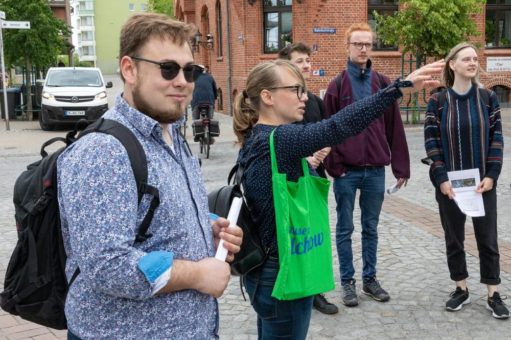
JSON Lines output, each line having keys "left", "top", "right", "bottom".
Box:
{"left": 424, "top": 84, "right": 503, "bottom": 186}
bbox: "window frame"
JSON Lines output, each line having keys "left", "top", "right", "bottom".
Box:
{"left": 263, "top": 0, "right": 292, "bottom": 54}
{"left": 368, "top": 0, "right": 399, "bottom": 51}
{"left": 486, "top": 0, "right": 511, "bottom": 49}
{"left": 216, "top": 1, "right": 223, "bottom": 57}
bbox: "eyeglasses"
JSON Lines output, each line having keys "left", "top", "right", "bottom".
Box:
{"left": 130, "top": 56, "right": 204, "bottom": 82}
{"left": 267, "top": 85, "right": 306, "bottom": 100}
{"left": 350, "top": 42, "right": 373, "bottom": 50}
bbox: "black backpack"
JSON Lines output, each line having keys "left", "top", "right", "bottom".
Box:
{"left": 0, "top": 118, "right": 160, "bottom": 330}
{"left": 208, "top": 163, "right": 269, "bottom": 276}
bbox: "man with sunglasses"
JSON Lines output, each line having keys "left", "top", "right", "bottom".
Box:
{"left": 57, "top": 13, "right": 242, "bottom": 339}
{"left": 323, "top": 23, "right": 410, "bottom": 309}
{"left": 278, "top": 42, "right": 338, "bottom": 316}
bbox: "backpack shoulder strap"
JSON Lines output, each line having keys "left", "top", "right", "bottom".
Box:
{"left": 80, "top": 118, "right": 160, "bottom": 243}
{"left": 375, "top": 71, "right": 389, "bottom": 88}
{"left": 334, "top": 70, "right": 346, "bottom": 94}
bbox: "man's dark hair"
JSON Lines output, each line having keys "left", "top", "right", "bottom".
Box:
{"left": 277, "top": 42, "right": 311, "bottom": 60}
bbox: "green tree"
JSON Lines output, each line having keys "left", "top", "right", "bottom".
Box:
{"left": 374, "top": 0, "right": 485, "bottom": 122}
{"left": 0, "top": 0, "right": 70, "bottom": 119}
{"left": 148, "top": 0, "right": 174, "bottom": 17}
{"left": 375, "top": 0, "right": 484, "bottom": 63}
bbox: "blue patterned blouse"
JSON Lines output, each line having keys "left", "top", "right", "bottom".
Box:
{"left": 237, "top": 83, "right": 403, "bottom": 254}
{"left": 57, "top": 95, "right": 218, "bottom": 339}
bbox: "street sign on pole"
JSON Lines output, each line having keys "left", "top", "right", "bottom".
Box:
{"left": 0, "top": 17, "right": 31, "bottom": 131}
{"left": 2, "top": 21, "right": 30, "bottom": 29}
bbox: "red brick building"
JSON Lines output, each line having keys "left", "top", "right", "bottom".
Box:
{"left": 49, "top": 0, "right": 73, "bottom": 62}
{"left": 174, "top": 0, "right": 511, "bottom": 116}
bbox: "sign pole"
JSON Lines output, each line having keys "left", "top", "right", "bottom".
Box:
{"left": 0, "top": 15, "right": 31, "bottom": 131}
{"left": 0, "top": 17, "right": 9, "bottom": 131}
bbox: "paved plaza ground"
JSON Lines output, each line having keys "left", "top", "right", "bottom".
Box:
{"left": 0, "top": 78, "right": 510, "bottom": 339}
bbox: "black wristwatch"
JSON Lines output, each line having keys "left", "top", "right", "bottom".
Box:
{"left": 395, "top": 78, "right": 413, "bottom": 88}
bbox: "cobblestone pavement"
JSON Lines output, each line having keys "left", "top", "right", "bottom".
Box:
{"left": 0, "top": 96, "right": 510, "bottom": 338}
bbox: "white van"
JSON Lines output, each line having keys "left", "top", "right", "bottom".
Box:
{"left": 40, "top": 67, "right": 113, "bottom": 130}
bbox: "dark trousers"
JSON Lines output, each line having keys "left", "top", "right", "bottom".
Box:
{"left": 192, "top": 103, "right": 214, "bottom": 120}
{"left": 435, "top": 186, "right": 500, "bottom": 285}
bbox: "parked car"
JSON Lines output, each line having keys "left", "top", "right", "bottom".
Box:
{"left": 40, "top": 67, "right": 112, "bottom": 130}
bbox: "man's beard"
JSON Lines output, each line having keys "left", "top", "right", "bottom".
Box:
{"left": 132, "top": 84, "right": 186, "bottom": 124}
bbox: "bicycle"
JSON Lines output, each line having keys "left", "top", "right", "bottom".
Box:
{"left": 180, "top": 104, "right": 191, "bottom": 138}
{"left": 192, "top": 103, "right": 219, "bottom": 159}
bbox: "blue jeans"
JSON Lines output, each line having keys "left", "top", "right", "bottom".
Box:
{"left": 243, "top": 257, "right": 313, "bottom": 340}
{"left": 333, "top": 167, "right": 385, "bottom": 283}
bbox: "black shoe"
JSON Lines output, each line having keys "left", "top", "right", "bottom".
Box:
{"left": 486, "top": 292, "right": 509, "bottom": 319}
{"left": 341, "top": 279, "right": 358, "bottom": 307}
{"left": 445, "top": 287, "right": 470, "bottom": 311}
{"left": 313, "top": 294, "right": 339, "bottom": 315}
{"left": 362, "top": 277, "right": 390, "bottom": 302}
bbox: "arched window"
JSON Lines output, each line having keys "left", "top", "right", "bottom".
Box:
{"left": 216, "top": 1, "right": 223, "bottom": 57}
{"left": 263, "top": 0, "right": 292, "bottom": 53}
{"left": 492, "top": 85, "right": 510, "bottom": 107}
{"left": 217, "top": 88, "right": 223, "bottom": 111}
{"left": 486, "top": 0, "right": 511, "bottom": 48}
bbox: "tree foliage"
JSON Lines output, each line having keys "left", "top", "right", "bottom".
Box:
{"left": 148, "top": 0, "right": 174, "bottom": 17}
{"left": 0, "top": 0, "right": 70, "bottom": 68}
{"left": 375, "top": 0, "right": 485, "bottom": 62}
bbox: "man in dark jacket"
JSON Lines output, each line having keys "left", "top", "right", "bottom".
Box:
{"left": 191, "top": 66, "right": 217, "bottom": 120}
{"left": 323, "top": 23, "right": 410, "bottom": 308}
{"left": 278, "top": 42, "right": 338, "bottom": 315}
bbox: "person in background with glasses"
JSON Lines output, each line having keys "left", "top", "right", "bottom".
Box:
{"left": 57, "top": 13, "right": 242, "bottom": 339}
{"left": 233, "top": 57, "right": 443, "bottom": 339}
{"left": 278, "top": 42, "right": 338, "bottom": 315}
{"left": 322, "top": 23, "right": 410, "bottom": 309}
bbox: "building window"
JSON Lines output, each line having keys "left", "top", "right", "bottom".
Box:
{"left": 82, "top": 16, "right": 93, "bottom": 27}
{"left": 263, "top": 0, "right": 292, "bottom": 54}
{"left": 216, "top": 1, "right": 223, "bottom": 57}
{"left": 82, "top": 46, "right": 95, "bottom": 56}
{"left": 128, "top": 3, "right": 135, "bottom": 11}
{"left": 486, "top": 0, "right": 511, "bottom": 48}
{"left": 81, "top": 31, "right": 93, "bottom": 41}
{"left": 140, "top": 4, "right": 147, "bottom": 11}
{"left": 368, "top": 0, "right": 399, "bottom": 51}
{"left": 217, "top": 88, "right": 223, "bottom": 111}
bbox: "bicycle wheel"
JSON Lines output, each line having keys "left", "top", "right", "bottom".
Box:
{"left": 182, "top": 121, "right": 187, "bottom": 138}
{"left": 204, "top": 126, "right": 210, "bottom": 159}
{"left": 182, "top": 110, "right": 188, "bottom": 138}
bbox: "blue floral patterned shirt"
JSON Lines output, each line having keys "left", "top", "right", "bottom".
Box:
{"left": 57, "top": 95, "right": 218, "bottom": 339}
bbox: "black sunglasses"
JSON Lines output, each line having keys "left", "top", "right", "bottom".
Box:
{"left": 130, "top": 56, "right": 204, "bottom": 82}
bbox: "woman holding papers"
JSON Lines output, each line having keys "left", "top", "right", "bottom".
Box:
{"left": 424, "top": 42, "right": 507, "bottom": 319}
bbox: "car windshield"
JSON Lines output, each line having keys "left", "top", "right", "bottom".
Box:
{"left": 46, "top": 69, "right": 103, "bottom": 87}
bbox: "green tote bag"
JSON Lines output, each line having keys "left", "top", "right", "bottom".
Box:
{"left": 269, "top": 130, "right": 335, "bottom": 300}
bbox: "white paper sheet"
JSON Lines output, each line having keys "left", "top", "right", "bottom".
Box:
{"left": 447, "top": 169, "right": 485, "bottom": 217}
